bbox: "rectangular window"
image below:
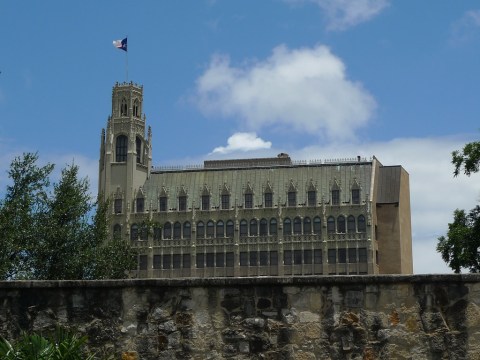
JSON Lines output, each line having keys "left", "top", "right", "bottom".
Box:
{"left": 270, "top": 251, "right": 278, "bottom": 265}
{"left": 352, "top": 189, "right": 360, "bottom": 204}
{"left": 201, "top": 195, "right": 210, "bottom": 210}
{"left": 206, "top": 253, "right": 215, "bottom": 268}
{"left": 183, "top": 253, "right": 191, "bottom": 268}
{"left": 284, "top": 250, "right": 292, "bottom": 265}
{"left": 264, "top": 192, "right": 273, "bottom": 208}
{"left": 328, "top": 249, "right": 336, "bottom": 264}
{"left": 288, "top": 191, "right": 296, "bottom": 207}
{"left": 136, "top": 198, "right": 144, "bottom": 213}
{"left": 240, "top": 252, "right": 248, "bottom": 266}
{"left": 216, "top": 253, "right": 225, "bottom": 267}
{"left": 359, "top": 248, "right": 367, "bottom": 263}
{"left": 294, "top": 250, "right": 302, "bottom": 265}
{"left": 249, "top": 251, "right": 258, "bottom": 266}
{"left": 114, "top": 199, "right": 122, "bottom": 214}
{"left": 162, "top": 254, "right": 171, "bottom": 269}
{"left": 348, "top": 248, "right": 357, "bottom": 263}
{"left": 245, "top": 193, "right": 253, "bottom": 209}
{"left": 314, "top": 249, "right": 322, "bottom": 264}
{"left": 196, "top": 253, "right": 204, "bottom": 268}
{"left": 226, "top": 252, "right": 234, "bottom": 267}
{"left": 221, "top": 194, "right": 229, "bottom": 209}
{"left": 304, "top": 249, "right": 312, "bottom": 264}
{"left": 139, "top": 255, "right": 148, "bottom": 270}
{"left": 179, "top": 196, "right": 187, "bottom": 211}
{"left": 307, "top": 191, "right": 316, "bottom": 206}
{"left": 259, "top": 251, "right": 268, "bottom": 266}
{"left": 338, "top": 248, "right": 347, "bottom": 263}
{"left": 332, "top": 190, "right": 340, "bottom": 205}
{"left": 173, "top": 254, "right": 181, "bottom": 269}
{"left": 153, "top": 255, "right": 161, "bottom": 269}
{"left": 159, "top": 197, "right": 167, "bottom": 212}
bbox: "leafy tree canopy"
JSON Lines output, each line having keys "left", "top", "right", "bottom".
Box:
{"left": 452, "top": 140, "right": 480, "bottom": 177}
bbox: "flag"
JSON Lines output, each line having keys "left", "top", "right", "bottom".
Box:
{"left": 113, "top": 37, "right": 127, "bottom": 52}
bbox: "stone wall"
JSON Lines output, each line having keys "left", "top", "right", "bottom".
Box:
{"left": 1, "top": 275, "right": 480, "bottom": 359}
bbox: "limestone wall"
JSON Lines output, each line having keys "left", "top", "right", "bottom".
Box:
{"left": 1, "top": 275, "right": 480, "bottom": 359}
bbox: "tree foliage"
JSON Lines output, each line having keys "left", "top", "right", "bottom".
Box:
{"left": 0, "top": 153, "right": 136, "bottom": 280}
{"left": 452, "top": 140, "right": 480, "bottom": 177}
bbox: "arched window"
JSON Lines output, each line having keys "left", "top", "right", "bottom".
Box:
{"left": 133, "top": 99, "right": 139, "bottom": 117}
{"left": 163, "top": 222, "right": 172, "bottom": 239}
{"left": 113, "top": 224, "right": 121, "bottom": 239}
{"left": 259, "top": 218, "right": 268, "bottom": 236}
{"left": 293, "top": 217, "right": 302, "bottom": 234}
{"left": 347, "top": 215, "right": 356, "bottom": 233}
{"left": 120, "top": 98, "right": 128, "bottom": 116}
{"left": 240, "top": 220, "right": 248, "bottom": 236}
{"left": 250, "top": 219, "right": 258, "bottom": 236}
{"left": 270, "top": 218, "right": 278, "bottom": 235}
{"left": 337, "top": 215, "right": 346, "bottom": 233}
{"left": 136, "top": 197, "right": 144, "bottom": 213}
{"left": 197, "top": 221, "right": 205, "bottom": 238}
{"left": 283, "top": 218, "right": 292, "bottom": 235}
{"left": 116, "top": 135, "right": 128, "bottom": 162}
{"left": 313, "top": 216, "right": 321, "bottom": 234}
{"left": 303, "top": 217, "right": 311, "bottom": 234}
{"left": 130, "top": 224, "right": 138, "bottom": 241}
{"left": 173, "top": 222, "right": 181, "bottom": 239}
{"left": 183, "top": 222, "right": 191, "bottom": 239}
{"left": 358, "top": 215, "right": 366, "bottom": 232}
{"left": 207, "top": 220, "right": 214, "bottom": 238}
{"left": 136, "top": 137, "right": 142, "bottom": 164}
{"left": 216, "top": 220, "right": 224, "bottom": 238}
{"left": 327, "top": 216, "right": 335, "bottom": 234}
{"left": 226, "top": 220, "right": 234, "bottom": 237}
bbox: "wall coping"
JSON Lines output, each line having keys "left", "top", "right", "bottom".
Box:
{"left": 0, "top": 274, "right": 478, "bottom": 289}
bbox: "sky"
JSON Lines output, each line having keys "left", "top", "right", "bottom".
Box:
{"left": 1, "top": 0, "right": 480, "bottom": 274}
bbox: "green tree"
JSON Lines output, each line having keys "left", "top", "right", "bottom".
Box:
{"left": 452, "top": 140, "right": 480, "bottom": 176}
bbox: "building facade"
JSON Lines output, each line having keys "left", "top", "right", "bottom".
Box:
{"left": 99, "top": 82, "right": 413, "bottom": 277}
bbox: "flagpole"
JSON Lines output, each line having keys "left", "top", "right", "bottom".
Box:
{"left": 125, "top": 35, "right": 128, "bottom": 82}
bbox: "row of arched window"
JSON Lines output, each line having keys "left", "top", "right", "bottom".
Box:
{"left": 124, "top": 215, "right": 367, "bottom": 241}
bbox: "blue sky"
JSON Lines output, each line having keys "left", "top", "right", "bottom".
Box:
{"left": 1, "top": 0, "right": 480, "bottom": 273}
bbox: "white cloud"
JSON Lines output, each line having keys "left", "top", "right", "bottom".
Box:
{"left": 195, "top": 44, "right": 376, "bottom": 140}
{"left": 285, "top": 0, "right": 389, "bottom": 31}
{"left": 210, "top": 132, "right": 272, "bottom": 155}
{"left": 450, "top": 9, "right": 480, "bottom": 44}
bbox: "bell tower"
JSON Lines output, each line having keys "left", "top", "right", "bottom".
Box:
{"left": 99, "top": 82, "right": 152, "bottom": 213}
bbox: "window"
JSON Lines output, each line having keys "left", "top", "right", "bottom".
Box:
{"left": 136, "top": 137, "right": 142, "bottom": 164}
{"left": 153, "top": 226, "right": 161, "bottom": 241}
{"left": 221, "top": 194, "right": 230, "bottom": 210}
{"left": 115, "top": 135, "right": 128, "bottom": 162}
{"left": 249, "top": 251, "right": 258, "bottom": 266}
{"left": 206, "top": 220, "right": 214, "bottom": 238}
{"left": 284, "top": 250, "right": 292, "bottom": 265}
{"left": 226, "top": 220, "right": 234, "bottom": 237}
{"left": 304, "top": 217, "right": 311, "bottom": 234}
{"left": 183, "top": 222, "right": 191, "bottom": 239}
{"left": 314, "top": 249, "right": 322, "bottom": 264}
{"left": 206, "top": 253, "right": 214, "bottom": 267}
{"left": 240, "top": 252, "right": 248, "bottom": 266}
{"left": 159, "top": 196, "right": 167, "bottom": 212}
{"left": 327, "top": 216, "right": 335, "bottom": 234}
{"left": 196, "top": 221, "right": 205, "bottom": 238}
{"left": 270, "top": 251, "right": 278, "bottom": 265}
{"left": 173, "top": 254, "right": 181, "bottom": 269}
{"left": 304, "top": 250, "right": 312, "bottom": 264}
{"left": 245, "top": 193, "right": 253, "bottom": 209}
{"left": 178, "top": 196, "right": 187, "bottom": 211}
{"left": 196, "top": 253, "right": 204, "bottom": 268}
{"left": 264, "top": 192, "right": 273, "bottom": 208}
{"left": 293, "top": 217, "right": 302, "bottom": 234}
{"left": 347, "top": 215, "right": 356, "bottom": 233}
{"left": 259, "top": 218, "right": 268, "bottom": 236}
{"left": 120, "top": 98, "right": 128, "bottom": 116}
{"left": 307, "top": 190, "right": 316, "bottom": 206}
{"left": 113, "top": 224, "right": 121, "bottom": 239}
{"left": 216, "top": 253, "right": 224, "bottom": 267}
{"left": 338, "top": 248, "right": 347, "bottom": 263}
{"left": 130, "top": 224, "right": 138, "bottom": 241}
{"left": 240, "top": 220, "right": 248, "bottom": 236}
{"left": 328, "top": 249, "right": 336, "bottom": 264}
{"left": 359, "top": 248, "right": 367, "bottom": 263}
{"left": 352, "top": 189, "right": 360, "bottom": 204}
{"left": 183, "top": 254, "right": 191, "bottom": 268}
{"left": 337, "top": 216, "right": 346, "bottom": 233}
{"left": 201, "top": 195, "right": 210, "bottom": 210}
{"left": 136, "top": 197, "right": 144, "bottom": 213}
{"left": 133, "top": 99, "right": 139, "bottom": 117}
{"left": 153, "top": 255, "right": 161, "bottom": 269}
{"left": 139, "top": 255, "right": 147, "bottom": 270}
{"left": 173, "top": 222, "right": 181, "bottom": 239}
{"left": 114, "top": 199, "right": 122, "bottom": 214}
{"left": 294, "top": 250, "right": 302, "bottom": 265}
{"left": 163, "top": 254, "right": 171, "bottom": 269}
{"left": 283, "top": 218, "right": 292, "bottom": 235}
{"left": 358, "top": 215, "right": 366, "bottom": 232}
{"left": 348, "top": 248, "right": 357, "bottom": 263}
{"left": 332, "top": 189, "right": 340, "bottom": 205}
{"left": 313, "top": 217, "right": 321, "bottom": 234}
{"left": 216, "top": 220, "right": 224, "bottom": 238}
{"left": 226, "top": 252, "right": 234, "bottom": 267}
{"left": 163, "top": 222, "right": 172, "bottom": 239}
{"left": 249, "top": 219, "right": 258, "bottom": 236}
{"left": 139, "top": 225, "right": 148, "bottom": 241}
{"left": 260, "top": 251, "right": 268, "bottom": 266}
{"left": 288, "top": 191, "right": 296, "bottom": 207}
{"left": 270, "top": 218, "right": 278, "bottom": 235}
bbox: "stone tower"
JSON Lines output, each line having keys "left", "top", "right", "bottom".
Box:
{"left": 98, "top": 82, "right": 152, "bottom": 216}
